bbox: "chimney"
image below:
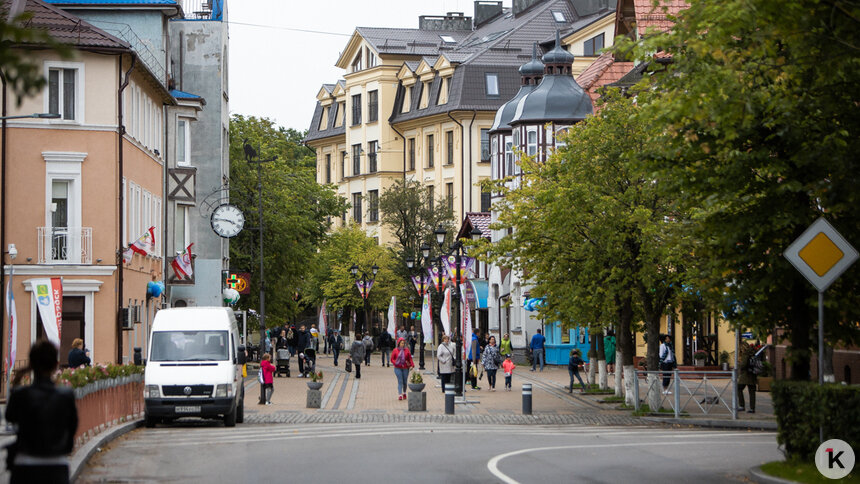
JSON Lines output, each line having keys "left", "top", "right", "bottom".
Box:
{"left": 512, "top": 0, "right": 544, "bottom": 17}
{"left": 474, "top": 1, "right": 503, "bottom": 27}
{"left": 419, "top": 11, "right": 473, "bottom": 31}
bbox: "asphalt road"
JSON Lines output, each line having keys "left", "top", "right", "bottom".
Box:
{"left": 79, "top": 422, "right": 779, "bottom": 483}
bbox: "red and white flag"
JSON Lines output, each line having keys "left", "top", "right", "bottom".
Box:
{"left": 5, "top": 275, "right": 18, "bottom": 385}
{"left": 123, "top": 226, "right": 156, "bottom": 263}
{"left": 171, "top": 243, "right": 194, "bottom": 279}
{"left": 318, "top": 299, "right": 327, "bottom": 336}
{"left": 440, "top": 287, "right": 452, "bottom": 336}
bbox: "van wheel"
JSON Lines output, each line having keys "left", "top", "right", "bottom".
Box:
{"left": 236, "top": 398, "right": 244, "bottom": 423}
{"left": 224, "top": 406, "right": 237, "bottom": 427}
{"left": 144, "top": 413, "right": 157, "bottom": 428}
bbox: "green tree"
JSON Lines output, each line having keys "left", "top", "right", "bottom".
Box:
{"left": 617, "top": 0, "right": 860, "bottom": 380}
{"left": 228, "top": 115, "right": 346, "bottom": 328}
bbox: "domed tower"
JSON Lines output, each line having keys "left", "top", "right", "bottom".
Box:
{"left": 509, "top": 30, "right": 593, "bottom": 162}
{"left": 488, "top": 44, "right": 544, "bottom": 184}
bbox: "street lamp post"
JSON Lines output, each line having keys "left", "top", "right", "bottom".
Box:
{"left": 350, "top": 263, "right": 378, "bottom": 336}
{"left": 406, "top": 243, "right": 431, "bottom": 370}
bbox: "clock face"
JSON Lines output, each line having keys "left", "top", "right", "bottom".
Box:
{"left": 210, "top": 204, "right": 245, "bottom": 238}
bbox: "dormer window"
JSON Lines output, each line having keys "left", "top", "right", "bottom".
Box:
{"left": 485, "top": 73, "right": 499, "bottom": 97}
{"left": 352, "top": 53, "right": 362, "bottom": 72}
{"left": 440, "top": 35, "right": 456, "bottom": 44}
{"left": 366, "top": 48, "right": 377, "bottom": 68}
{"left": 552, "top": 11, "right": 566, "bottom": 22}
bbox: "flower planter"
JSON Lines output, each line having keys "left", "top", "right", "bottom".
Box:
{"left": 694, "top": 358, "right": 706, "bottom": 367}
{"left": 408, "top": 383, "right": 425, "bottom": 392}
{"left": 307, "top": 381, "right": 323, "bottom": 390}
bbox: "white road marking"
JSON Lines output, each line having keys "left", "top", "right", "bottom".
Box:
{"left": 346, "top": 378, "right": 360, "bottom": 409}
{"left": 319, "top": 372, "right": 341, "bottom": 408}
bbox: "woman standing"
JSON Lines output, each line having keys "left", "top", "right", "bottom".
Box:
{"left": 67, "top": 338, "right": 90, "bottom": 368}
{"left": 6, "top": 341, "right": 78, "bottom": 483}
{"left": 480, "top": 336, "right": 502, "bottom": 391}
{"left": 390, "top": 337, "right": 414, "bottom": 400}
{"left": 499, "top": 333, "right": 513, "bottom": 360}
{"left": 436, "top": 334, "right": 456, "bottom": 394}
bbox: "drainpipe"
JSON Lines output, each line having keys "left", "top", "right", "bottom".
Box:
{"left": 0, "top": 71, "right": 6, "bottom": 373}
{"left": 466, "top": 110, "right": 476, "bottom": 212}
{"left": 446, "top": 112, "right": 464, "bottom": 220}
{"left": 390, "top": 124, "right": 407, "bottom": 182}
{"left": 162, "top": 105, "right": 168, "bottom": 307}
{"left": 117, "top": 54, "right": 136, "bottom": 363}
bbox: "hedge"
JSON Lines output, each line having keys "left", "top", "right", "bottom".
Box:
{"left": 771, "top": 380, "right": 860, "bottom": 461}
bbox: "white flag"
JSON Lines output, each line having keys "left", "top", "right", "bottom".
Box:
{"left": 440, "top": 287, "right": 451, "bottom": 336}
{"left": 171, "top": 243, "right": 194, "bottom": 279}
{"left": 32, "top": 278, "right": 62, "bottom": 348}
{"left": 463, "top": 293, "right": 473, "bottom": 361}
{"left": 421, "top": 292, "right": 433, "bottom": 343}
{"left": 318, "top": 299, "right": 327, "bottom": 336}
{"left": 5, "top": 275, "right": 18, "bottom": 385}
{"left": 387, "top": 296, "right": 396, "bottom": 336}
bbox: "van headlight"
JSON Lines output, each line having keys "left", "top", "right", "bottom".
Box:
{"left": 215, "top": 384, "right": 232, "bottom": 398}
{"left": 145, "top": 385, "right": 160, "bottom": 398}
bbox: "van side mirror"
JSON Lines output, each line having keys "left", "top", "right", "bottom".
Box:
{"left": 237, "top": 345, "right": 246, "bottom": 365}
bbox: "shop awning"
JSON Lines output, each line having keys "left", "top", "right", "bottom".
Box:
{"left": 463, "top": 279, "right": 488, "bottom": 309}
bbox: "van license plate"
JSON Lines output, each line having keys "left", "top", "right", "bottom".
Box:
{"left": 175, "top": 405, "right": 201, "bottom": 414}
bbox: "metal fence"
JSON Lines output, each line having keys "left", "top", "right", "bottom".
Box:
{"left": 632, "top": 369, "right": 738, "bottom": 420}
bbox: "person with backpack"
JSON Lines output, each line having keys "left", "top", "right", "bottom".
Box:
{"left": 350, "top": 337, "right": 365, "bottom": 379}
{"left": 737, "top": 341, "right": 757, "bottom": 413}
{"left": 379, "top": 330, "right": 393, "bottom": 367}
{"left": 568, "top": 348, "right": 587, "bottom": 393}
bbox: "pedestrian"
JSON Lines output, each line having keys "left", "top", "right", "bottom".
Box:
{"left": 659, "top": 335, "right": 676, "bottom": 394}
{"left": 568, "top": 348, "right": 587, "bottom": 393}
{"left": 350, "top": 337, "right": 365, "bottom": 379}
{"left": 329, "top": 330, "right": 343, "bottom": 366}
{"left": 286, "top": 325, "right": 298, "bottom": 356}
{"left": 263, "top": 333, "right": 272, "bottom": 356}
{"left": 436, "top": 334, "right": 456, "bottom": 393}
{"left": 604, "top": 330, "right": 617, "bottom": 375}
{"left": 737, "top": 341, "right": 757, "bottom": 413}
{"left": 408, "top": 325, "right": 418, "bottom": 355}
{"left": 479, "top": 331, "right": 488, "bottom": 353}
{"left": 276, "top": 330, "right": 288, "bottom": 351}
{"left": 6, "top": 341, "right": 78, "bottom": 484}
{"left": 362, "top": 332, "right": 373, "bottom": 365}
{"left": 529, "top": 328, "right": 546, "bottom": 372}
{"left": 499, "top": 333, "right": 513, "bottom": 360}
{"left": 324, "top": 327, "right": 332, "bottom": 354}
{"left": 397, "top": 326, "right": 408, "bottom": 345}
{"left": 310, "top": 324, "right": 319, "bottom": 351}
{"left": 467, "top": 330, "right": 481, "bottom": 390}
{"left": 67, "top": 338, "right": 90, "bottom": 368}
{"left": 502, "top": 354, "right": 515, "bottom": 391}
{"left": 481, "top": 336, "right": 502, "bottom": 391}
{"left": 297, "top": 325, "right": 311, "bottom": 376}
{"left": 260, "top": 353, "right": 275, "bottom": 404}
{"left": 390, "top": 337, "right": 414, "bottom": 400}
{"left": 379, "top": 330, "right": 393, "bottom": 367}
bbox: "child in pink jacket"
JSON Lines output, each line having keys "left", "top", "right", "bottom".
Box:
{"left": 502, "top": 354, "right": 516, "bottom": 391}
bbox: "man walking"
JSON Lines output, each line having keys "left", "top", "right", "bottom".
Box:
{"left": 350, "top": 337, "right": 365, "bottom": 379}
{"left": 379, "top": 330, "right": 392, "bottom": 367}
{"left": 659, "top": 335, "right": 676, "bottom": 394}
{"left": 329, "top": 330, "right": 343, "bottom": 366}
{"left": 530, "top": 328, "right": 546, "bottom": 372}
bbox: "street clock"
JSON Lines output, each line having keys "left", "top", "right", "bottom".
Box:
{"left": 210, "top": 204, "right": 244, "bottom": 238}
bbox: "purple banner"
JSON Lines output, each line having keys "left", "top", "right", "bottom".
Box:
{"left": 411, "top": 275, "right": 431, "bottom": 296}
{"left": 355, "top": 279, "right": 375, "bottom": 299}
{"left": 443, "top": 255, "right": 475, "bottom": 285}
{"left": 426, "top": 266, "right": 445, "bottom": 292}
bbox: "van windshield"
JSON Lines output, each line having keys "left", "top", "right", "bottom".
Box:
{"left": 150, "top": 330, "right": 230, "bottom": 362}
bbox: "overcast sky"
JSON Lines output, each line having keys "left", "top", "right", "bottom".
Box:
{"left": 228, "top": 0, "right": 510, "bottom": 132}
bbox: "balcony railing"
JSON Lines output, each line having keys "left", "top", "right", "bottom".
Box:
{"left": 38, "top": 227, "right": 92, "bottom": 264}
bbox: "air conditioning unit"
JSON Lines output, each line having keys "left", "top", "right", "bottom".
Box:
{"left": 173, "top": 298, "right": 195, "bottom": 308}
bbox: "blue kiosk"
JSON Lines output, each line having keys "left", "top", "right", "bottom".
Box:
{"left": 523, "top": 298, "right": 591, "bottom": 365}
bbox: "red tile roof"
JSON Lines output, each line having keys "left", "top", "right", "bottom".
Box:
{"left": 458, "top": 212, "right": 491, "bottom": 240}
{"left": 2, "top": 0, "right": 130, "bottom": 51}
{"left": 576, "top": 53, "right": 634, "bottom": 104}
{"left": 633, "top": 0, "right": 687, "bottom": 36}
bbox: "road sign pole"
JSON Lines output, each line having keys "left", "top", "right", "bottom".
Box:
{"left": 819, "top": 290, "right": 825, "bottom": 444}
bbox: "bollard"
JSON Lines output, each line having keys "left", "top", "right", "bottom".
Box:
{"left": 445, "top": 384, "right": 455, "bottom": 415}
{"left": 133, "top": 347, "right": 142, "bottom": 366}
{"left": 522, "top": 383, "right": 532, "bottom": 415}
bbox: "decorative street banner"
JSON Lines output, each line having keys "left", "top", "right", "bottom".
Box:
{"left": 462, "top": 290, "right": 473, "bottom": 361}
{"left": 171, "top": 243, "right": 194, "bottom": 280}
{"left": 387, "top": 296, "right": 396, "bottom": 336}
{"left": 123, "top": 226, "right": 156, "bottom": 264}
{"left": 426, "top": 266, "right": 445, "bottom": 292}
{"left": 442, "top": 255, "right": 475, "bottom": 285}
{"left": 355, "top": 279, "right": 374, "bottom": 299}
{"left": 5, "top": 275, "right": 17, "bottom": 386}
{"left": 421, "top": 292, "right": 433, "bottom": 343}
{"left": 318, "top": 299, "right": 327, "bottom": 337}
{"left": 410, "top": 275, "right": 431, "bottom": 296}
{"left": 440, "top": 287, "right": 452, "bottom": 336}
{"left": 32, "top": 278, "right": 63, "bottom": 348}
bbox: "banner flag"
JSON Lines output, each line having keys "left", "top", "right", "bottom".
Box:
{"left": 33, "top": 278, "right": 63, "bottom": 348}
{"left": 463, "top": 292, "right": 473, "bottom": 361}
{"left": 426, "top": 266, "right": 445, "bottom": 292}
{"left": 421, "top": 292, "right": 433, "bottom": 343}
{"left": 123, "top": 226, "right": 156, "bottom": 263}
{"left": 411, "top": 275, "right": 430, "bottom": 296}
{"left": 440, "top": 287, "right": 451, "bottom": 336}
{"left": 355, "top": 280, "right": 375, "bottom": 299}
{"left": 356, "top": 280, "right": 365, "bottom": 298}
{"left": 171, "top": 243, "right": 194, "bottom": 279}
{"left": 387, "top": 296, "right": 396, "bottom": 336}
{"left": 5, "top": 274, "right": 17, "bottom": 385}
{"left": 318, "top": 299, "right": 327, "bottom": 336}
{"left": 443, "top": 255, "right": 475, "bottom": 285}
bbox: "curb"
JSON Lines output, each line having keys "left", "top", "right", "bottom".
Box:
{"left": 70, "top": 419, "right": 143, "bottom": 482}
{"left": 749, "top": 465, "right": 799, "bottom": 484}
{"left": 641, "top": 417, "right": 777, "bottom": 431}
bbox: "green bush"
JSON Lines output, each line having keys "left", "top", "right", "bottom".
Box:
{"left": 771, "top": 381, "right": 860, "bottom": 461}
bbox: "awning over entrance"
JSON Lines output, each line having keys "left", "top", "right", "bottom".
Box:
{"left": 463, "top": 279, "right": 488, "bottom": 309}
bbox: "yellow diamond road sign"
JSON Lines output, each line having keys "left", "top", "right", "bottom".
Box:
{"left": 785, "top": 218, "right": 858, "bottom": 292}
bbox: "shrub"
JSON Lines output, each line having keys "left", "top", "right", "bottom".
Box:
{"left": 771, "top": 381, "right": 860, "bottom": 461}
{"left": 56, "top": 363, "right": 144, "bottom": 389}
{"left": 409, "top": 372, "right": 423, "bottom": 384}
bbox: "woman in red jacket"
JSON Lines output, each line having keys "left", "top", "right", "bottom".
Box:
{"left": 390, "top": 337, "right": 414, "bottom": 400}
{"left": 260, "top": 353, "right": 276, "bottom": 405}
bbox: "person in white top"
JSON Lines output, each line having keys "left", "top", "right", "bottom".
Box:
{"left": 659, "top": 335, "right": 676, "bottom": 394}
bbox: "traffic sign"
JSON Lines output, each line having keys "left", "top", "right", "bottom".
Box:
{"left": 784, "top": 218, "right": 857, "bottom": 292}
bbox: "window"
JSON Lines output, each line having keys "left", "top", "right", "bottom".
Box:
{"left": 351, "top": 53, "right": 362, "bottom": 72}
{"left": 351, "top": 94, "right": 362, "bottom": 125}
{"left": 427, "top": 185, "right": 434, "bottom": 212}
{"left": 368, "top": 141, "right": 378, "bottom": 173}
{"left": 480, "top": 129, "right": 490, "bottom": 162}
{"left": 174, "top": 205, "right": 189, "bottom": 251}
{"left": 410, "top": 85, "right": 418, "bottom": 110}
{"left": 505, "top": 140, "right": 513, "bottom": 176}
{"left": 352, "top": 192, "right": 362, "bottom": 223}
{"left": 325, "top": 154, "right": 331, "bottom": 183}
{"left": 584, "top": 33, "right": 605, "bottom": 56}
{"left": 419, "top": 81, "right": 430, "bottom": 109}
{"left": 481, "top": 189, "right": 491, "bottom": 212}
{"left": 408, "top": 138, "right": 416, "bottom": 171}
{"left": 334, "top": 102, "right": 345, "bottom": 128}
{"left": 123, "top": 179, "right": 162, "bottom": 257}
{"left": 426, "top": 134, "right": 435, "bottom": 168}
{"left": 341, "top": 151, "right": 346, "bottom": 181}
{"left": 368, "top": 190, "right": 379, "bottom": 222}
{"left": 446, "top": 182, "right": 454, "bottom": 212}
{"left": 367, "top": 90, "right": 378, "bottom": 122}
{"left": 552, "top": 11, "right": 566, "bottom": 22}
{"left": 440, "top": 35, "right": 456, "bottom": 43}
{"left": 446, "top": 130, "right": 454, "bottom": 165}
{"left": 366, "top": 48, "right": 377, "bottom": 68}
{"left": 44, "top": 151, "right": 84, "bottom": 262}
{"left": 527, "top": 128, "right": 537, "bottom": 157}
{"left": 352, "top": 144, "right": 361, "bottom": 176}
{"left": 401, "top": 85, "right": 412, "bottom": 114}
{"left": 437, "top": 77, "right": 451, "bottom": 105}
{"left": 485, "top": 73, "right": 499, "bottom": 97}
{"left": 319, "top": 106, "right": 329, "bottom": 130}
{"left": 177, "top": 118, "right": 190, "bottom": 165}
{"left": 47, "top": 66, "right": 79, "bottom": 121}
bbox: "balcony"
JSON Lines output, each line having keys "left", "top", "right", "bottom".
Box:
{"left": 38, "top": 227, "right": 92, "bottom": 264}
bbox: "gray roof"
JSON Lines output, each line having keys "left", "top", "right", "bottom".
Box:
{"left": 510, "top": 74, "right": 593, "bottom": 125}
{"left": 304, "top": 96, "right": 345, "bottom": 143}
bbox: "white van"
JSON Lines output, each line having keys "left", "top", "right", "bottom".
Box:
{"left": 144, "top": 307, "right": 246, "bottom": 427}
